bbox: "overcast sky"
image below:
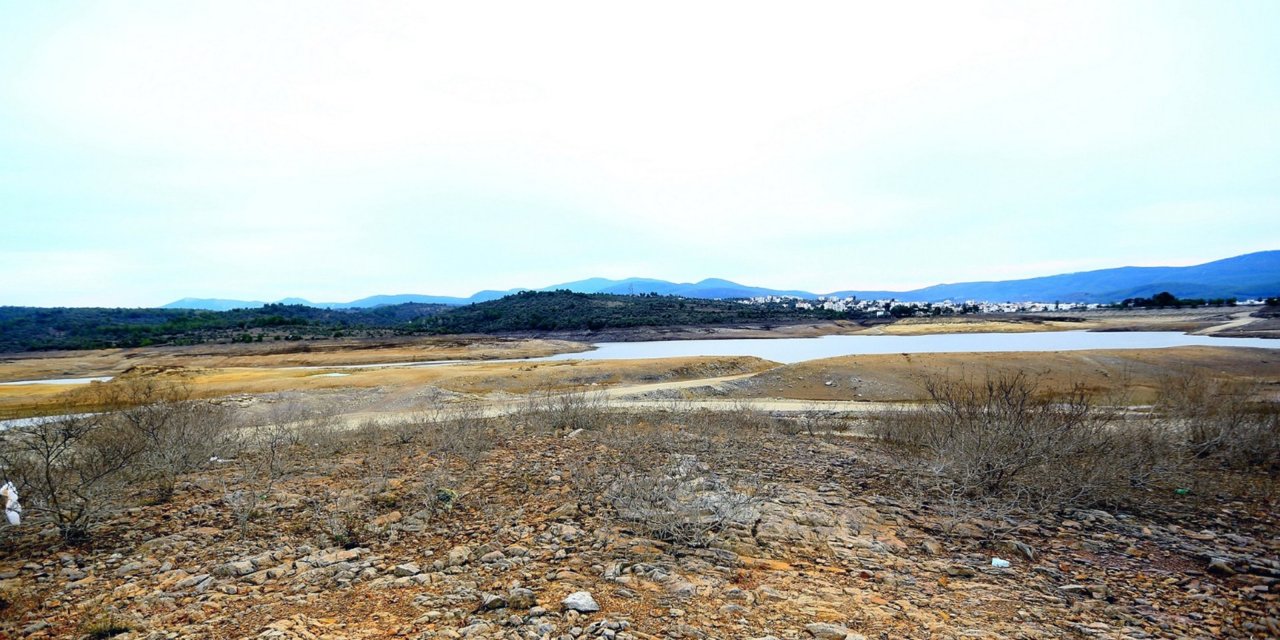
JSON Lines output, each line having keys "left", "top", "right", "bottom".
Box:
{"left": 1, "top": 1, "right": 1277, "bottom": 306}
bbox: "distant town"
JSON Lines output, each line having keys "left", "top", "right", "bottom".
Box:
{"left": 739, "top": 294, "right": 1268, "bottom": 318}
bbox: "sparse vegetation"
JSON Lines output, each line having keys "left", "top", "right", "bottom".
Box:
{"left": 0, "top": 293, "right": 846, "bottom": 353}
{"left": 80, "top": 612, "right": 132, "bottom": 639}
{"left": 606, "top": 455, "right": 767, "bottom": 548}
{"left": 872, "top": 371, "right": 1277, "bottom": 515}
{"left": 0, "top": 347, "right": 1275, "bottom": 638}
{"left": 1118, "top": 291, "right": 1238, "bottom": 309}
{"left": 97, "top": 379, "right": 239, "bottom": 502}
{"left": 0, "top": 303, "right": 449, "bottom": 352}
{"left": 420, "top": 290, "right": 849, "bottom": 334}
{"left": 0, "top": 413, "right": 146, "bottom": 542}
{"left": 1155, "top": 371, "right": 1279, "bottom": 470}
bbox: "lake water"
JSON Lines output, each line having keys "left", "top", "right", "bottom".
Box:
{"left": 0, "top": 376, "right": 113, "bottom": 387}
{"left": 540, "top": 331, "right": 1277, "bottom": 364}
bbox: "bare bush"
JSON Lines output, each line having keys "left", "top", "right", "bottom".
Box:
{"left": 221, "top": 484, "right": 260, "bottom": 540}
{"left": 306, "top": 489, "right": 380, "bottom": 549}
{"left": 882, "top": 373, "right": 1177, "bottom": 510}
{"left": 0, "top": 414, "right": 146, "bottom": 541}
{"left": 385, "top": 413, "right": 426, "bottom": 446}
{"left": 423, "top": 400, "right": 498, "bottom": 463}
{"left": 248, "top": 421, "right": 293, "bottom": 492}
{"left": 1156, "top": 371, "right": 1279, "bottom": 470}
{"left": 715, "top": 400, "right": 780, "bottom": 435}
{"left": 414, "top": 466, "right": 459, "bottom": 525}
{"left": 520, "top": 387, "right": 608, "bottom": 433}
{"left": 868, "top": 404, "right": 935, "bottom": 446}
{"left": 301, "top": 414, "right": 347, "bottom": 458}
{"left": 276, "top": 401, "right": 343, "bottom": 453}
{"left": 351, "top": 418, "right": 403, "bottom": 493}
{"left": 103, "top": 381, "right": 238, "bottom": 502}
{"left": 790, "top": 409, "right": 828, "bottom": 437}
{"left": 607, "top": 454, "right": 767, "bottom": 548}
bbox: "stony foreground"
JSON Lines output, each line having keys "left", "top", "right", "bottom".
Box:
{"left": 1, "top": 422, "right": 1277, "bottom": 639}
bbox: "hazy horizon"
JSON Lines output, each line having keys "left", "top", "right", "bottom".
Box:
{"left": 159, "top": 249, "right": 1274, "bottom": 307}
{"left": 3, "top": 2, "right": 1278, "bottom": 307}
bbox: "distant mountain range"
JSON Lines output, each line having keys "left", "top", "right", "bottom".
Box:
{"left": 163, "top": 250, "right": 1280, "bottom": 310}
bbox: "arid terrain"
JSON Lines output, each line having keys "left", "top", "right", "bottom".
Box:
{"left": 0, "top": 310, "right": 1276, "bottom": 639}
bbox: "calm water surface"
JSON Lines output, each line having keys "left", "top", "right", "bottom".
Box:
{"left": 0, "top": 376, "right": 113, "bottom": 387}
{"left": 542, "top": 331, "right": 1277, "bottom": 364}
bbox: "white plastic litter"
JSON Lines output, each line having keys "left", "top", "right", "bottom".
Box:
{"left": 991, "top": 557, "right": 1011, "bottom": 568}
{"left": 1, "top": 481, "right": 21, "bottom": 525}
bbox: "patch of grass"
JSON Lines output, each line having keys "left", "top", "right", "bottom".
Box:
{"left": 81, "top": 613, "right": 132, "bottom": 639}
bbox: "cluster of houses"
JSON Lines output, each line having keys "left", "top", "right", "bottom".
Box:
{"left": 744, "top": 294, "right": 1271, "bottom": 317}
{"left": 744, "top": 295, "right": 1107, "bottom": 317}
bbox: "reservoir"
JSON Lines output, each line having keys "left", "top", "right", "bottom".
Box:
{"left": 0, "top": 332, "right": 1273, "bottom": 386}
{"left": 541, "top": 331, "right": 1277, "bottom": 364}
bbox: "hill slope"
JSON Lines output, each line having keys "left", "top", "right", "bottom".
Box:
{"left": 0, "top": 303, "right": 451, "bottom": 352}
{"left": 421, "top": 290, "right": 839, "bottom": 333}
{"left": 160, "top": 250, "right": 1280, "bottom": 309}
{"left": 856, "top": 251, "right": 1280, "bottom": 303}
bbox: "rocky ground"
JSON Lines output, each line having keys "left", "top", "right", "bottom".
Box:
{"left": 1, "top": 404, "right": 1276, "bottom": 640}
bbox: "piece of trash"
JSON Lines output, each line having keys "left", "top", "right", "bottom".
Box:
{"left": 1174, "top": 488, "right": 1191, "bottom": 495}
{"left": 1, "top": 481, "right": 21, "bottom": 525}
{"left": 991, "top": 557, "right": 1011, "bottom": 568}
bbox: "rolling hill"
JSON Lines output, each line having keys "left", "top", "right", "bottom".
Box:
{"left": 161, "top": 250, "right": 1280, "bottom": 309}
{"left": 844, "top": 251, "right": 1280, "bottom": 303}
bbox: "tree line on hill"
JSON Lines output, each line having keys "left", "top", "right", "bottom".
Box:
{"left": 0, "top": 303, "right": 450, "bottom": 352}
{"left": 0, "top": 291, "right": 849, "bottom": 353}
{"left": 416, "top": 290, "right": 846, "bottom": 333}
{"left": 1117, "top": 291, "right": 1239, "bottom": 309}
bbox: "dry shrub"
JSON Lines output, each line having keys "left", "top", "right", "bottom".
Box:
{"left": 385, "top": 413, "right": 427, "bottom": 446}
{"left": 421, "top": 400, "right": 500, "bottom": 463}
{"left": 876, "top": 370, "right": 1279, "bottom": 514}
{"left": 229, "top": 400, "right": 344, "bottom": 492}
{"left": 306, "top": 489, "right": 381, "bottom": 549}
{"left": 268, "top": 400, "right": 342, "bottom": 455}
{"left": 221, "top": 483, "right": 260, "bottom": 540}
{"left": 573, "top": 416, "right": 771, "bottom": 548}
{"left": 880, "top": 373, "right": 1175, "bottom": 510}
{"left": 80, "top": 610, "right": 133, "bottom": 639}
{"left": 1155, "top": 371, "right": 1279, "bottom": 471}
{"left": 776, "top": 409, "right": 833, "bottom": 437}
{"left": 0, "top": 413, "right": 146, "bottom": 542}
{"left": 711, "top": 400, "right": 781, "bottom": 435}
{"left": 103, "top": 381, "right": 239, "bottom": 502}
{"left": 520, "top": 386, "right": 609, "bottom": 432}
{"left": 606, "top": 454, "right": 767, "bottom": 548}
{"left": 414, "top": 465, "right": 459, "bottom": 525}
{"left": 867, "top": 404, "right": 934, "bottom": 447}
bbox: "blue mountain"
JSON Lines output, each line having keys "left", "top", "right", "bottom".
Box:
{"left": 161, "top": 297, "right": 271, "bottom": 311}
{"left": 839, "top": 250, "right": 1280, "bottom": 303}
{"left": 161, "top": 250, "right": 1279, "bottom": 309}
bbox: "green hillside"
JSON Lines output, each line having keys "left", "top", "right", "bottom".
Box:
{"left": 420, "top": 290, "right": 842, "bottom": 333}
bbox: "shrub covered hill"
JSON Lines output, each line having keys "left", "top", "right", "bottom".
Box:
{"left": 0, "top": 303, "right": 452, "bottom": 352}
{"left": 0, "top": 291, "right": 845, "bottom": 352}
{"left": 421, "top": 290, "right": 842, "bottom": 333}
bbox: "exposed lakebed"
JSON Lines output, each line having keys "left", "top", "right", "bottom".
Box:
{"left": 1, "top": 331, "right": 1274, "bottom": 386}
